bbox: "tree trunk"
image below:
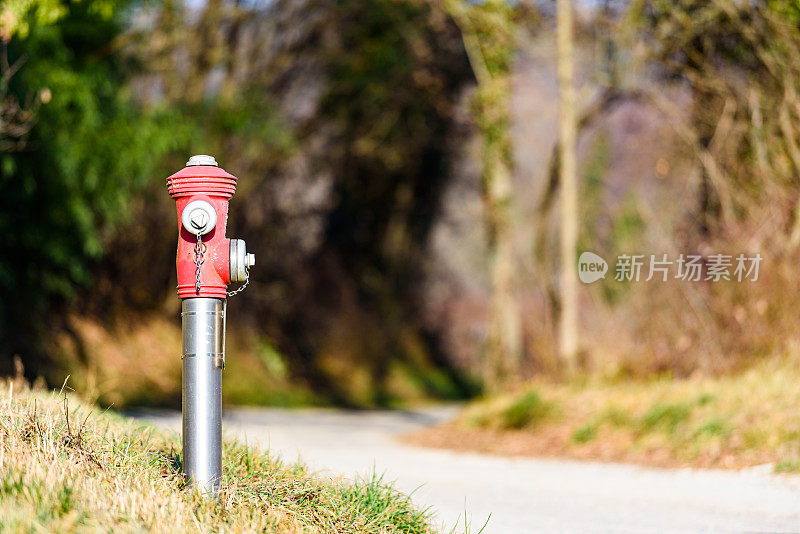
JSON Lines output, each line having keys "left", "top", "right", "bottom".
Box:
{"left": 556, "top": 0, "right": 579, "bottom": 372}
{"left": 485, "top": 144, "right": 522, "bottom": 387}
{"left": 443, "top": 0, "right": 523, "bottom": 389}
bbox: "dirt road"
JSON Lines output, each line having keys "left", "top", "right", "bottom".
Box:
{"left": 137, "top": 407, "right": 800, "bottom": 533}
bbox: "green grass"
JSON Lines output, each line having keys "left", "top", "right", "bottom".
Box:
{"left": 775, "top": 459, "right": 800, "bottom": 473}
{"left": 0, "top": 380, "right": 436, "bottom": 533}
{"left": 571, "top": 423, "right": 598, "bottom": 444}
{"left": 498, "top": 391, "right": 555, "bottom": 429}
{"left": 638, "top": 401, "right": 693, "bottom": 436}
{"left": 466, "top": 390, "right": 556, "bottom": 430}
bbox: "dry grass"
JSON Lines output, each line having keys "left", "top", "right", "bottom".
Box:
{"left": 49, "top": 313, "right": 466, "bottom": 409}
{"left": 0, "top": 379, "right": 435, "bottom": 533}
{"left": 408, "top": 355, "right": 800, "bottom": 472}
{"left": 50, "top": 314, "right": 317, "bottom": 408}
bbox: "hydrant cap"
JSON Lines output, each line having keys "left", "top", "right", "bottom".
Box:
{"left": 186, "top": 154, "right": 218, "bottom": 167}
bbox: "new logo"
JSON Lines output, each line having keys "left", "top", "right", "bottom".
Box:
{"left": 578, "top": 251, "right": 608, "bottom": 284}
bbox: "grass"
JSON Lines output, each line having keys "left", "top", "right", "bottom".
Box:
{"left": 51, "top": 314, "right": 473, "bottom": 410}
{"left": 50, "top": 315, "right": 321, "bottom": 409}
{"left": 0, "top": 379, "right": 436, "bottom": 533}
{"left": 467, "top": 391, "right": 556, "bottom": 430}
{"left": 409, "top": 356, "right": 800, "bottom": 472}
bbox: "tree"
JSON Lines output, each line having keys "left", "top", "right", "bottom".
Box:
{"left": 556, "top": 0, "right": 579, "bottom": 372}
{"left": 444, "top": 0, "right": 523, "bottom": 388}
{"left": 119, "top": 0, "right": 479, "bottom": 405}
{"left": 0, "top": 0, "right": 182, "bottom": 375}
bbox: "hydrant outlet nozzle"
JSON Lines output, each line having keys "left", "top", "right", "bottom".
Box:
{"left": 181, "top": 200, "right": 217, "bottom": 236}
{"left": 230, "top": 239, "right": 254, "bottom": 283}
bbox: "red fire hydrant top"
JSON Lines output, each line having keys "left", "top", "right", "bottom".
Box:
{"left": 167, "top": 164, "right": 238, "bottom": 199}
{"left": 167, "top": 159, "right": 239, "bottom": 299}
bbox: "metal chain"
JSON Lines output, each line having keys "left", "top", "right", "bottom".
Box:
{"left": 194, "top": 233, "right": 206, "bottom": 293}
{"left": 226, "top": 269, "right": 249, "bottom": 297}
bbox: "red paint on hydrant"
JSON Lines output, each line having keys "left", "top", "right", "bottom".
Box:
{"left": 167, "top": 163, "right": 238, "bottom": 299}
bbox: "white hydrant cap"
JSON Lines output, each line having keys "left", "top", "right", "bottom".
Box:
{"left": 186, "top": 154, "right": 218, "bottom": 167}
{"left": 181, "top": 200, "right": 217, "bottom": 236}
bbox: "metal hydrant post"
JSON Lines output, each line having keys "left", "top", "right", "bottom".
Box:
{"left": 167, "top": 154, "right": 255, "bottom": 494}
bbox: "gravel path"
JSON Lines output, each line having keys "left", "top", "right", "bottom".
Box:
{"left": 135, "top": 407, "right": 800, "bottom": 533}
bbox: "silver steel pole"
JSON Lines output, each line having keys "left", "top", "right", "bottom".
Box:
{"left": 181, "top": 297, "right": 224, "bottom": 494}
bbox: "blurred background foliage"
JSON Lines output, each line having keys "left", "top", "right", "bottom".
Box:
{"left": 0, "top": 0, "right": 188, "bottom": 378}
{"left": 3, "top": 0, "right": 800, "bottom": 408}
{"left": 0, "top": 0, "right": 481, "bottom": 407}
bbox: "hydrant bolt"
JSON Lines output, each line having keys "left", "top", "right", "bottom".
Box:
{"left": 190, "top": 211, "right": 207, "bottom": 230}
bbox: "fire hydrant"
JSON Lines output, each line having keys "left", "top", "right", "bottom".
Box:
{"left": 167, "top": 154, "right": 255, "bottom": 494}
